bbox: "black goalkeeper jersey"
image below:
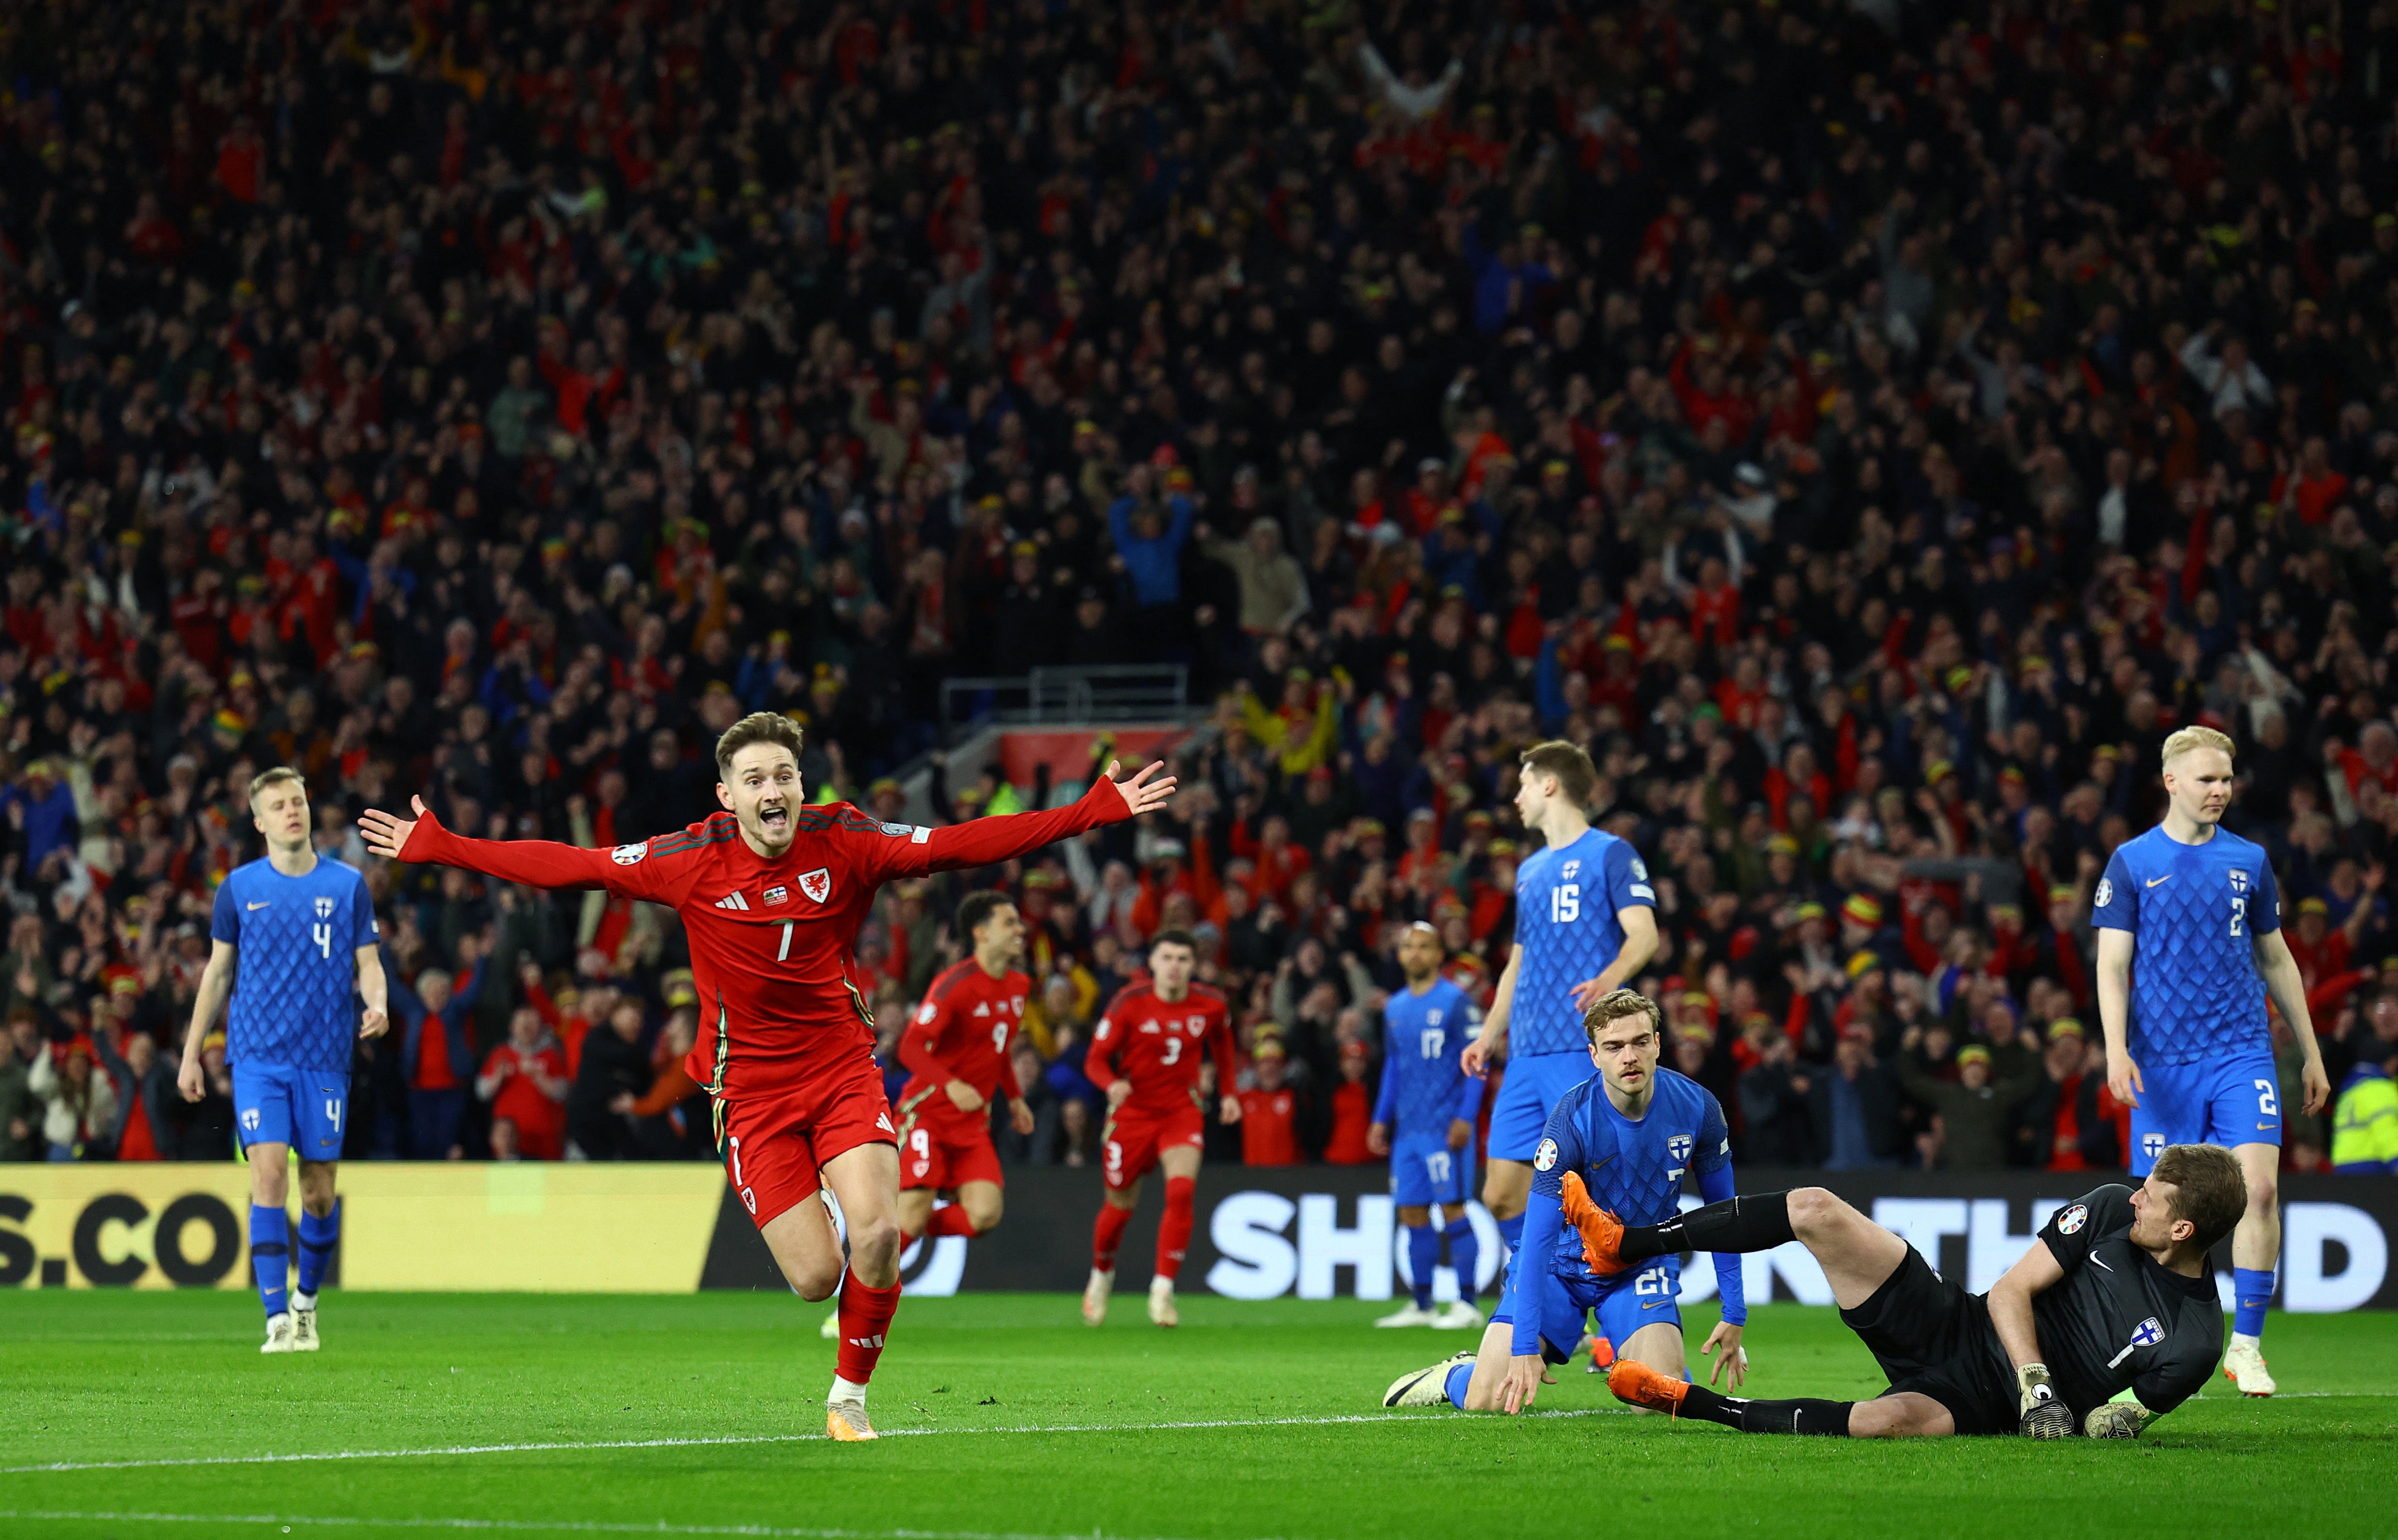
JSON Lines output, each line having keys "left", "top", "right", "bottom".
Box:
{"left": 2020, "top": 1184, "right": 2223, "bottom": 1417}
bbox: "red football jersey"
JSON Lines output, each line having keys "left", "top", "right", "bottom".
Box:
{"left": 1086, "top": 981, "right": 1236, "bottom": 1117}
{"left": 899, "top": 958, "right": 1029, "bottom": 1110}
{"left": 397, "top": 779, "right": 1139, "bottom": 1102}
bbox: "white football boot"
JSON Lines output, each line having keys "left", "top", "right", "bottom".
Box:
{"left": 2222, "top": 1337, "right": 2276, "bottom": 1396}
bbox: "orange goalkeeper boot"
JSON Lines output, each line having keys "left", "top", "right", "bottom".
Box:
{"left": 1606, "top": 1359, "right": 1690, "bottom": 1419}
{"left": 1559, "top": 1170, "right": 1631, "bottom": 1276}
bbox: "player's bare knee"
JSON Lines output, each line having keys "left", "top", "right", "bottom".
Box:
{"left": 2243, "top": 1172, "right": 2277, "bottom": 1217}
{"left": 965, "top": 1194, "right": 1003, "bottom": 1232}
{"left": 850, "top": 1214, "right": 904, "bottom": 1277}
{"left": 1785, "top": 1186, "right": 1848, "bottom": 1238}
{"left": 789, "top": 1259, "right": 843, "bottom": 1301}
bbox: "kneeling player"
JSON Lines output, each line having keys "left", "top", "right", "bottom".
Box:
{"left": 1081, "top": 931, "right": 1239, "bottom": 1327}
{"left": 1384, "top": 989, "right": 1745, "bottom": 1410}
{"left": 819, "top": 890, "right": 1035, "bottom": 1340}
{"left": 1582, "top": 1143, "right": 2244, "bottom": 1437}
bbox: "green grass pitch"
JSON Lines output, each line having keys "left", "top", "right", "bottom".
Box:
{"left": 3, "top": 1293, "right": 2394, "bottom": 1540}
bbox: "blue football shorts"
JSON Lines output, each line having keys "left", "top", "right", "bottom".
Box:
{"left": 1390, "top": 1133, "right": 1475, "bottom": 1208}
{"left": 1488, "top": 1052, "right": 1591, "bottom": 1163}
{"left": 2129, "top": 1052, "right": 2281, "bottom": 1175}
{"left": 231, "top": 1062, "right": 350, "bottom": 1161}
{"left": 1493, "top": 1253, "right": 1684, "bottom": 1364}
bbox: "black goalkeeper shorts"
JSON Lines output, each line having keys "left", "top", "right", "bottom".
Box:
{"left": 1839, "top": 1245, "right": 2018, "bottom": 1436}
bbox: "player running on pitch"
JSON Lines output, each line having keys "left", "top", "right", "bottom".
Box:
{"left": 2094, "top": 725, "right": 2331, "bottom": 1395}
{"left": 363, "top": 714, "right": 1174, "bottom": 1439}
{"left": 1582, "top": 1144, "right": 2246, "bottom": 1438}
{"left": 1369, "top": 923, "right": 1488, "bottom": 1331}
{"left": 178, "top": 767, "right": 388, "bottom": 1354}
{"left": 1081, "top": 929, "right": 1239, "bottom": 1328}
{"left": 1462, "top": 742, "right": 1658, "bottom": 1271}
{"left": 1384, "top": 988, "right": 1743, "bottom": 1410}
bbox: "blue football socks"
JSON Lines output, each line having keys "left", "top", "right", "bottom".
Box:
{"left": 1444, "top": 1361, "right": 1474, "bottom": 1410}
{"left": 250, "top": 1206, "right": 290, "bottom": 1319}
{"left": 1497, "top": 1212, "right": 1525, "bottom": 1265}
{"left": 2233, "top": 1268, "right": 2274, "bottom": 1338}
{"left": 297, "top": 1203, "right": 339, "bottom": 1298}
{"left": 1444, "top": 1216, "right": 1479, "bottom": 1302}
{"left": 1407, "top": 1225, "right": 1438, "bottom": 1311}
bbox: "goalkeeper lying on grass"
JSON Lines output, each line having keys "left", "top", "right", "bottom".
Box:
{"left": 1571, "top": 1143, "right": 2245, "bottom": 1439}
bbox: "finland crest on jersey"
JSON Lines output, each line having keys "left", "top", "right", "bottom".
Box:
{"left": 2130, "top": 1316, "right": 2164, "bottom": 1348}
{"left": 1666, "top": 1132, "right": 1693, "bottom": 1181}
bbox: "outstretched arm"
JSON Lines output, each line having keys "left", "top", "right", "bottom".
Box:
{"left": 907, "top": 759, "right": 1175, "bottom": 876}
{"left": 361, "top": 797, "right": 689, "bottom": 902}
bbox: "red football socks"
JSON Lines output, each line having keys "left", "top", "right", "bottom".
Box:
{"left": 1093, "top": 1202, "right": 1133, "bottom": 1271}
{"left": 1157, "top": 1176, "right": 1196, "bottom": 1282}
{"left": 833, "top": 1271, "right": 901, "bottom": 1384}
{"left": 923, "top": 1204, "right": 979, "bottom": 1238}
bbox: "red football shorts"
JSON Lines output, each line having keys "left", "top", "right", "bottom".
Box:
{"left": 1101, "top": 1102, "right": 1205, "bottom": 1192}
{"left": 713, "top": 1057, "right": 897, "bottom": 1229}
{"left": 894, "top": 1092, "right": 1005, "bottom": 1192}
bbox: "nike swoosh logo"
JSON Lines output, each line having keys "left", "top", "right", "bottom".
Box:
{"left": 2091, "top": 1256, "right": 2113, "bottom": 1272}
{"left": 2258, "top": 1122, "right": 2275, "bottom": 1130}
{"left": 1641, "top": 1300, "right": 1669, "bottom": 1310}
{"left": 2145, "top": 875, "right": 2172, "bottom": 888}
{"left": 247, "top": 901, "right": 272, "bottom": 910}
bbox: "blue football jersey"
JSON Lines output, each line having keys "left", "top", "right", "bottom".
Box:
{"left": 1377, "top": 978, "right": 1483, "bottom": 1140}
{"left": 1509, "top": 828, "right": 1654, "bottom": 1057}
{"left": 1528, "top": 1067, "right": 1731, "bottom": 1281}
{"left": 2092, "top": 825, "right": 2279, "bottom": 1067}
{"left": 210, "top": 856, "right": 379, "bottom": 1074}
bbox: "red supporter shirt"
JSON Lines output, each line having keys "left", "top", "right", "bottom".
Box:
{"left": 1085, "top": 981, "right": 1236, "bottom": 1118}
{"left": 899, "top": 958, "right": 1029, "bottom": 1113}
{"left": 397, "top": 779, "right": 1138, "bottom": 1102}
{"left": 483, "top": 1041, "right": 567, "bottom": 1150}
{"left": 1237, "top": 1085, "right": 1301, "bottom": 1165}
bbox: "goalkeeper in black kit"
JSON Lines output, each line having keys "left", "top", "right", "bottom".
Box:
{"left": 1568, "top": 1143, "right": 2246, "bottom": 1438}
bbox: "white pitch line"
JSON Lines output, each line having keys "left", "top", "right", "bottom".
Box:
{"left": 0, "top": 1409, "right": 1626, "bottom": 1477}
{"left": 0, "top": 1512, "right": 1229, "bottom": 1540}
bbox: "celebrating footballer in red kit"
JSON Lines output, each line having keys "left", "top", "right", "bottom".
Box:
{"left": 896, "top": 890, "right": 1035, "bottom": 1234}
{"left": 363, "top": 712, "right": 1175, "bottom": 1441}
{"left": 1081, "top": 929, "right": 1239, "bottom": 1329}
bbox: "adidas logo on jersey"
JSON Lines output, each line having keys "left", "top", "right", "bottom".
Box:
{"left": 875, "top": 1112, "right": 894, "bottom": 1134}
{"left": 715, "top": 892, "right": 751, "bottom": 911}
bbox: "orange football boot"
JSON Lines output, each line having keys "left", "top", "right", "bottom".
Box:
{"left": 1606, "top": 1358, "right": 1690, "bottom": 1419}
{"left": 1559, "top": 1170, "right": 1631, "bottom": 1275}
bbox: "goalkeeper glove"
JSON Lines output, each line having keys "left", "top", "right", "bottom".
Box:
{"left": 2016, "top": 1363, "right": 2072, "bottom": 1439}
{"left": 2083, "top": 1400, "right": 2159, "bottom": 1439}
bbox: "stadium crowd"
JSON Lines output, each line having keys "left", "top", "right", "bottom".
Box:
{"left": 3, "top": 0, "right": 2398, "bottom": 1175}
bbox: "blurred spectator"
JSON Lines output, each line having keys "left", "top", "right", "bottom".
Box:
{"left": 1237, "top": 1038, "right": 1303, "bottom": 1167}
{"left": 0, "top": 1015, "right": 38, "bottom": 1159}
{"left": 1900, "top": 1045, "right": 2040, "bottom": 1174}
{"left": 568, "top": 1000, "right": 654, "bottom": 1161}
{"left": 27, "top": 1039, "right": 117, "bottom": 1162}
{"left": 1809, "top": 1028, "right": 1904, "bottom": 1171}
{"left": 2009, "top": 1020, "right": 2123, "bottom": 1174}
{"left": 476, "top": 1007, "right": 569, "bottom": 1161}
{"left": 2333, "top": 992, "right": 2398, "bottom": 1174}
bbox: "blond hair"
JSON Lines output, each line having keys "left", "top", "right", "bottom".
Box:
{"left": 2160, "top": 725, "right": 2234, "bottom": 768}
{"left": 247, "top": 766, "right": 307, "bottom": 807}
{"left": 1582, "top": 988, "right": 1662, "bottom": 1045}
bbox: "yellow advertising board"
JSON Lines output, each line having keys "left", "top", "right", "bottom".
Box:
{"left": 0, "top": 1164, "right": 728, "bottom": 1292}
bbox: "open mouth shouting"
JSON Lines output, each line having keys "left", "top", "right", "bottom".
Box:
{"left": 758, "top": 800, "right": 790, "bottom": 835}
